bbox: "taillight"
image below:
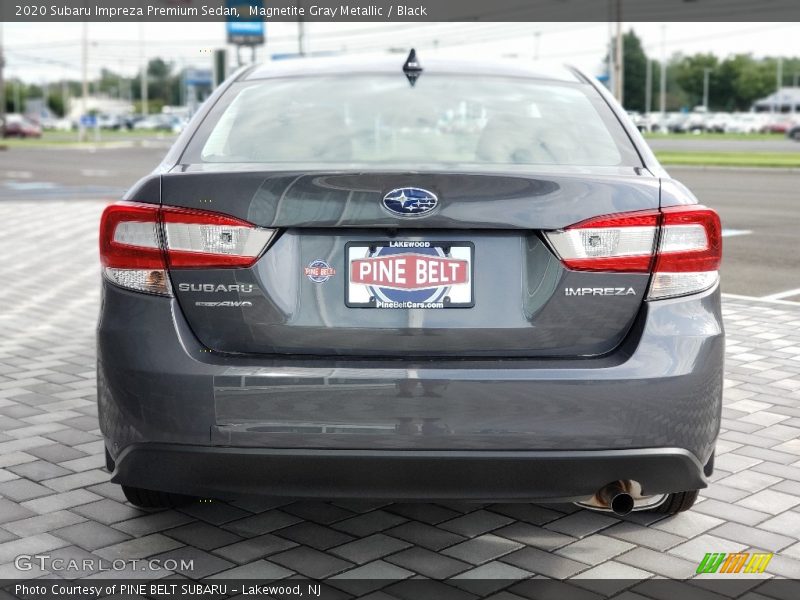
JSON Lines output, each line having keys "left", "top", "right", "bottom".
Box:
{"left": 545, "top": 205, "right": 721, "bottom": 300}
{"left": 99, "top": 203, "right": 169, "bottom": 295}
{"left": 99, "top": 202, "right": 275, "bottom": 296}
{"left": 545, "top": 210, "right": 659, "bottom": 273}
{"left": 161, "top": 206, "right": 274, "bottom": 268}
{"left": 648, "top": 206, "right": 721, "bottom": 300}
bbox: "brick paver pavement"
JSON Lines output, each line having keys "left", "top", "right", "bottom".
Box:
{"left": 1, "top": 200, "right": 799, "bottom": 588}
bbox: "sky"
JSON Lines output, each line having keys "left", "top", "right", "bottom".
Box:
{"left": 2, "top": 21, "right": 800, "bottom": 82}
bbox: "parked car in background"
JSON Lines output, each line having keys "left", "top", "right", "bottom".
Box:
{"left": 683, "top": 112, "right": 708, "bottom": 133}
{"left": 2, "top": 114, "right": 43, "bottom": 138}
{"left": 171, "top": 117, "right": 189, "bottom": 134}
{"left": 704, "top": 112, "right": 731, "bottom": 133}
{"left": 97, "top": 114, "right": 125, "bottom": 130}
{"left": 664, "top": 112, "right": 690, "bottom": 133}
{"left": 133, "top": 114, "right": 179, "bottom": 131}
{"left": 40, "top": 116, "right": 74, "bottom": 131}
{"left": 626, "top": 111, "right": 649, "bottom": 132}
{"left": 725, "top": 112, "right": 767, "bottom": 134}
{"left": 764, "top": 115, "right": 799, "bottom": 134}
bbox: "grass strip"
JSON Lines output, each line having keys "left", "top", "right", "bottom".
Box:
{"left": 655, "top": 151, "right": 800, "bottom": 168}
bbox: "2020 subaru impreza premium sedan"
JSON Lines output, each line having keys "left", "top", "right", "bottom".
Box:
{"left": 98, "top": 54, "right": 722, "bottom": 515}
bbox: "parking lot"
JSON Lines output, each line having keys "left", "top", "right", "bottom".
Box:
{"left": 0, "top": 144, "right": 799, "bottom": 590}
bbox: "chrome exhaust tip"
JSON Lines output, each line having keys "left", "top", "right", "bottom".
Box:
{"left": 601, "top": 482, "right": 634, "bottom": 516}
{"left": 576, "top": 480, "right": 665, "bottom": 515}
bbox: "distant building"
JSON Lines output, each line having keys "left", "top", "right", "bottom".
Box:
{"left": 752, "top": 87, "right": 800, "bottom": 113}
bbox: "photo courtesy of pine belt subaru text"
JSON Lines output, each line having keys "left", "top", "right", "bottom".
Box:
{"left": 97, "top": 51, "right": 723, "bottom": 515}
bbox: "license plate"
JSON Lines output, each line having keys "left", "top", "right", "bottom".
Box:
{"left": 346, "top": 241, "right": 474, "bottom": 309}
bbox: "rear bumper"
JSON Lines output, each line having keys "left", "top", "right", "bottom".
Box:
{"left": 111, "top": 444, "right": 707, "bottom": 502}
{"left": 98, "top": 281, "right": 723, "bottom": 499}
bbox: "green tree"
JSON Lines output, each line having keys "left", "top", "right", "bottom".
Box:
{"left": 47, "top": 91, "right": 65, "bottom": 117}
{"left": 714, "top": 54, "right": 751, "bottom": 110}
{"left": 622, "top": 30, "right": 648, "bottom": 112}
{"left": 733, "top": 57, "right": 780, "bottom": 109}
{"left": 132, "top": 58, "right": 181, "bottom": 112}
{"left": 674, "top": 53, "right": 719, "bottom": 109}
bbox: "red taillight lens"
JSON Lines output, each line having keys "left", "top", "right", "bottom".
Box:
{"left": 654, "top": 206, "right": 722, "bottom": 273}
{"left": 99, "top": 202, "right": 169, "bottom": 295}
{"left": 99, "top": 202, "right": 163, "bottom": 269}
{"left": 649, "top": 206, "right": 721, "bottom": 299}
{"left": 99, "top": 202, "right": 275, "bottom": 295}
{"left": 546, "top": 205, "right": 721, "bottom": 300}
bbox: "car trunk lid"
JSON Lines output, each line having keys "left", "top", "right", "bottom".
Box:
{"left": 163, "top": 168, "right": 659, "bottom": 358}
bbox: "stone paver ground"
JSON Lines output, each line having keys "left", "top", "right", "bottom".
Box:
{"left": 1, "top": 201, "right": 799, "bottom": 590}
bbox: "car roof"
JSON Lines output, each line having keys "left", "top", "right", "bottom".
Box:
{"left": 243, "top": 54, "right": 584, "bottom": 84}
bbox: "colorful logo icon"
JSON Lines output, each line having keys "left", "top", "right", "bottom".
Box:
{"left": 696, "top": 552, "right": 773, "bottom": 574}
{"left": 304, "top": 259, "right": 336, "bottom": 283}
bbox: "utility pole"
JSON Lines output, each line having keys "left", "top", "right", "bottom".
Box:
{"left": 80, "top": 22, "right": 88, "bottom": 141}
{"left": 606, "top": 21, "right": 613, "bottom": 96}
{"left": 43, "top": 79, "right": 49, "bottom": 117}
{"left": 297, "top": 20, "right": 306, "bottom": 56}
{"left": 702, "top": 67, "right": 711, "bottom": 110}
{"left": 533, "top": 31, "right": 541, "bottom": 61}
{"left": 645, "top": 59, "right": 652, "bottom": 116}
{"left": 139, "top": 23, "right": 148, "bottom": 115}
{"left": 0, "top": 21, "right": 6, "bottom": 137}
{"left": 775, "top": 57, "right": 783, "bottom": 114}
{"left": 793, "top": 71, "right": 798, "bottom": 115}
{"left": 613, "top": 0, "right": 624, "bottom": 105}
{"left": 659, "top": 24, "right": 667, "bottom": 126}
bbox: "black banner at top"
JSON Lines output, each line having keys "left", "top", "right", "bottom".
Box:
{"left": 3, "top": 0, "right": 800, "bottom": 22}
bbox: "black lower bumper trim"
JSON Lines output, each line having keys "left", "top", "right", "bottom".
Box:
{"left": 111, "top": 444, "right": 707, "bottom": 502}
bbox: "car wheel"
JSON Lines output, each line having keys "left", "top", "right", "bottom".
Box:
{"left": 649, "top": 490, "right": 699, "bottom": 515}
{"left": 122, "top": 485, "right": 195, "bottom": 509}
{"left": 791, "top": 130, "right": 800, "bottom": 141}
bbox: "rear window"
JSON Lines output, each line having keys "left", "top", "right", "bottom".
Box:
{"left": 186, "top": 74, "right": 641, "bottom": 169}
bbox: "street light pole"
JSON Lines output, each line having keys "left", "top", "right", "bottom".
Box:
{"left": 533, "top": 31, "right": 541, "bottom": 61}
{"left": 775, "top": 57, "right": 783, "bottom": 114}
{"left": 0, "top": 21, "right": 6, "bottom": 137}
{"left": 659, "top": 25, "right": 667, "bottom": 126}
{"left": 613, "top": 0, "right": 624, "bottom": 105}
{"left": 80, "top": 21, "right": 88, "bottom": 142}
{"left": 645, "top": 59, "right": 652, "bottom": 116}
{"left": 297, "top": 21, "right": 306, "bottom": 56}
{"left": 703, "top": 67, "right": 711, "bottom": 110}
{"left": 139, "top": 23, "right": 148, "bottom": 115}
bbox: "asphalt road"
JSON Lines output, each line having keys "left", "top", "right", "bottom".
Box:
{"left": 1, "top": 144, "right": 798, "bottom": 300}
{"left": 670, "top": 166, "right": 800, "bottom": 301}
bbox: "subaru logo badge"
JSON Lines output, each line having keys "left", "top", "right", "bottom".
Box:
{"left": 382, "top": 187, "right": 438, "bottom": 218}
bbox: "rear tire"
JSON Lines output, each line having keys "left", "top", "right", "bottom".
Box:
{"left": 122, "top": 485, "right": 195, "bottom": 509}
{"left": 645, "top": 450, "right": 709, "bottom": 515}
{"left": 649, "top": 490, "right": 699, "bottom": 515}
